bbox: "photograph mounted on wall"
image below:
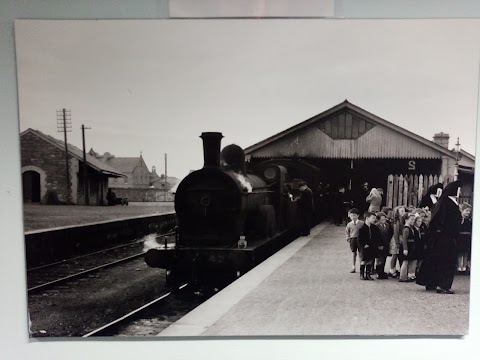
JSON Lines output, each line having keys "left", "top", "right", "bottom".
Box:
{"left": 15, "top": 18, "right": 478, "bottom": 338}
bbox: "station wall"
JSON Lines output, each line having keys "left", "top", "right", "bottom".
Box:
{"left": 21, "top": 131, "right": 74, "bottom": 204}
{"left": 110, "top": 187, "right": 174, "bottom": 202}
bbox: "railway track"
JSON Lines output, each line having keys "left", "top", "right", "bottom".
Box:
{"left": 82, "top": 283, "right": 190, "bottom": 337}
{"left": 27, "top": 231, "right": 175, "bottom": 292}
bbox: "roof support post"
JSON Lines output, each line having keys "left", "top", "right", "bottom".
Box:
{"left": 441, "top": 155, "right": 455, "bottom": 183}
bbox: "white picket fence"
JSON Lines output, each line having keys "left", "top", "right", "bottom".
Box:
{"left": 386, "top": 174, "right": 445, "bottom": 208}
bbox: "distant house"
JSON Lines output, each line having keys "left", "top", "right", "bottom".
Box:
{"left": 89, "top": 150, "right": 150, "bottom": 189}
{"left": 89, "top": 150, "right": 179, "bottom": 202}
{"left": 149, "top": 166, "right": 179, "bottom": 191}
{"left": 20, "top": 129, "right": 125, "bottom": 205}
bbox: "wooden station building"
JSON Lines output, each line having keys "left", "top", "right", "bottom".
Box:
{"left": 245, "top": 100, "right": 475, "bottom": 208}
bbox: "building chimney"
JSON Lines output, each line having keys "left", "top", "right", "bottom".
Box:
{"left": 200, "top": 132, "right": 224, "bottom": 168}
{"left": 433, "top": 132, "right": 450, "bottom": 148}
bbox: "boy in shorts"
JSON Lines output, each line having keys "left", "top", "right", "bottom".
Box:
{"left": 346, "top": 208, "right": 364, "bottom": 273}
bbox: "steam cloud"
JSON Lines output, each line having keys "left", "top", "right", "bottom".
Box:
{"left": 235, "top": 173, "right": 253, "bottom": 193}
{"left": 142, "top": 234, "right": 160, "bottom": 252}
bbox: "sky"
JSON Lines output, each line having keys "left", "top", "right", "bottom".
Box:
{"left": 15, "top": 19, "right": 480, "bottom": 182}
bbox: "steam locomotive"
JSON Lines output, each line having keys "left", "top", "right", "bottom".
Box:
{"left": 145, "top": 132, "right": 320, "bottom": 285}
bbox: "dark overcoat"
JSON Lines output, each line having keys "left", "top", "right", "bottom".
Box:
{"left": 414, "top": 223, "right": 428, "bottom": 260}
{"left": 457, "top": 217, "right": 472, "bottom": 254}
{"left": 376, "top": 222, "right": 392, "bottom": 258}
{"left": 416, "top": 181, "right": 462, "bottom": 290}
{"left": 332, "top": 191, "right": 345, "bottom": 221}
{"left": 358, "top": 223, "right": 381, "bottom": 262}
{"left": 298, "top": 187, "right": 314, "bottom": 231}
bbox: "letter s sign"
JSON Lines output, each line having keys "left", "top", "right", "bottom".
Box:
{"left": 408, "top": 160, "right": 416, "bottom": 171}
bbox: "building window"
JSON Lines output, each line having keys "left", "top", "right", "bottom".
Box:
{"left": 317, "top": 111, "right": 375, "bottom": 140}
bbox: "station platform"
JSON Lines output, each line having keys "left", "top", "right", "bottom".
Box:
{"left": 158, "top": 223, "right": 470, "bottom": 336}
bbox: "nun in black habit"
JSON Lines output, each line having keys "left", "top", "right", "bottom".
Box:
{"left": 416, "top": 180, "right": 462, "bottom": 294}
{"left": 419, "top": 183, "right": 443, "bottom": 211}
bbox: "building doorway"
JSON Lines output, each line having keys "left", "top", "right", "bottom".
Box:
{"left": 23, "top": 170, "right": 41, "bottom": 203}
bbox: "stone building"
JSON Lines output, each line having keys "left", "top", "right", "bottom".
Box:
{"left": 245, "top": 100, "right": 475, "bottom": 206}
{"left": 89, "top": 151, "right": 151, "bottom": 189}
{"left": 88, "top": 152, "right": 179, "bottom": 202}
{"left": 20, "top": 129, "right": 124, "bottom": 205}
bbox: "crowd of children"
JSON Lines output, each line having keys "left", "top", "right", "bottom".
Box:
{"left": 345, "top": 200, "right": 473, "bottom": 285}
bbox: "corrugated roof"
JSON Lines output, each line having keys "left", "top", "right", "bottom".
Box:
{"left": 21, "top": 129, "right": 125, "bottom": 177}
{"left": 245, "top": 100, "right": 470, "bottom": 161}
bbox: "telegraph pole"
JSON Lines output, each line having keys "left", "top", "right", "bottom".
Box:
{"left": 164, "top": 153, "right": 168, "bottom": 201}
{"left": 57, "top": 109, "right": 72, "bottom": 204}
{"left": 81, "top": 125, "right": 91, "bottom": 205}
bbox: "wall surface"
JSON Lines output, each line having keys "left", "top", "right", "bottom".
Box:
{"left": 77, "top": 170, "right": 109, "bottom": 206}
{"left": 25, "top": 212, "right": 175, "bottom": 266}
{"left": 21, "top": 132, "right": 74, "bottom": 203}
{"left": 111, "top": 186, "right": 175, "bottom": 202}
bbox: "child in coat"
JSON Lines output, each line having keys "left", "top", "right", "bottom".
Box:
{"left": 389, "top": 206, "right": 406, "bottom": 277}
{"left": 358, "top": 212, "right": 381, "bottom": 280}
{"left": 376, "top": 212, "right": 393, "bottom": 279}
{"left": 457, "top": 203, "right": 472, "bottom": 273}
{"left": 399, "top": 214, "right": 417, "bottom": 282}
{"left": 413, "top": 213, "right": 427, "bottom": 276}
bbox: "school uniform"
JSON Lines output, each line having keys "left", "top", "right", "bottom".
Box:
{"left": 377, "top": 222, "right": 392, "bottom": 258}
{"left": 457, "top": 217, "right": 472, "bottom": 255}
{"left": 399, "top": 225, "right": 416, "bottom": 262}
{"left": 376, "top": 222, "right": 392, "bottom": 278}
{"left": 397, "top": 224, "right": 418, "bottom": 281}
{"left": 414, "top": 223, "right": 428, "bottom": 261}
{"left": 358, "top": 223, "right": 381, "bottom": 261}
{"left": 390, "top": 220, "right": 402, "bottom": 256}
{"left": 358, "top": 222, "right": 381, "bottom": 279}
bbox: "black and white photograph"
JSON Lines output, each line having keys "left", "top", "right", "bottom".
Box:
{"left": 15, "top": 18, "right": 478, "bottom": 337}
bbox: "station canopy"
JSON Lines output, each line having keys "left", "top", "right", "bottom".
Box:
{"left": 245, "top": 100, "right": 468, "bottom": 162}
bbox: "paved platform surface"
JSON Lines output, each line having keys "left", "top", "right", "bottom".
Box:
{"left": 159, "top": 223, "right": 470, "bottom": 336}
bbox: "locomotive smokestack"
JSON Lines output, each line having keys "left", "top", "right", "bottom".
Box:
{"left": 200, "top": 132, "right": 224, "bottom": 168}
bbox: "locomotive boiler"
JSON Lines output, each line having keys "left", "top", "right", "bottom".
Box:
{"left": 145, "top": 132, "right": 307, "bottom": 285}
